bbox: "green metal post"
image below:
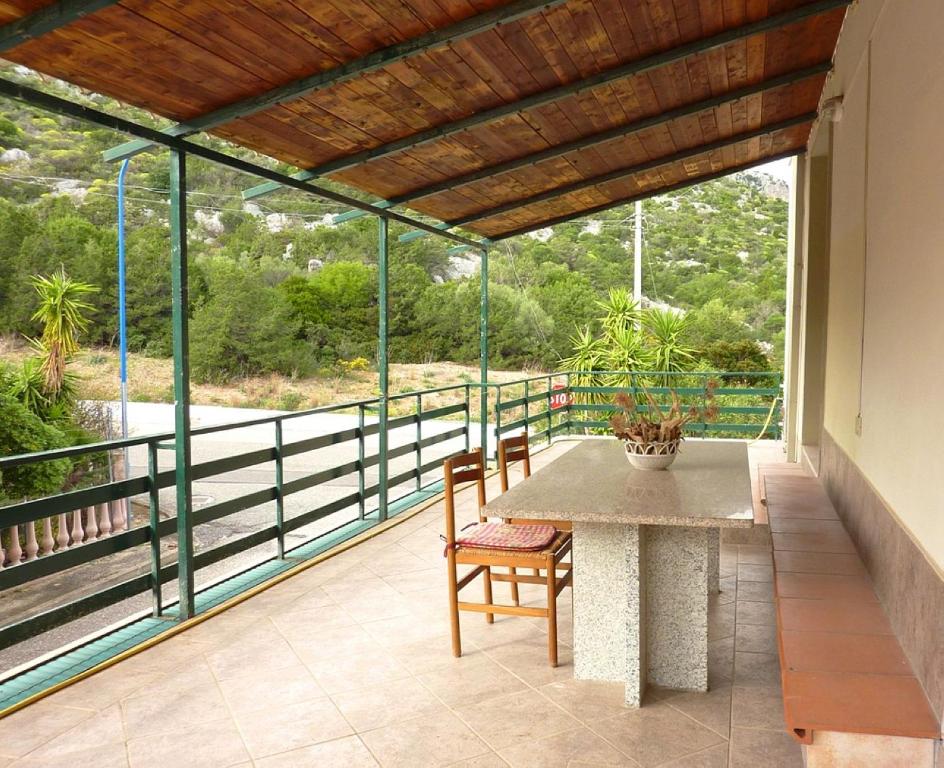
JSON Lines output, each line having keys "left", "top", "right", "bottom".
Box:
{"left": 169, "top": 148, "right": 195, "bottom": 620}
{"left": 147, "top": 440, "right": 162, "bottom": 617}
{"left": 357, "top": 403, "right": 366, "bottom": 519}
{"left": 565, "top": 372, "right": 572, "bottom": 436}
{"left": 524, "top": 379, "right": 530, "bottom": 430}
{"left": 494, "top": 387, "right": 502, "bottom": 462}
{"left": 479, "top": 246, "right": 489, "bottom": 462}
{"left": 546, "top": 376, "right": 552, "bottom": 446}
{"left": 415, "top": 393, "right": 422, "bottom": 490}
{"left": 464, "top": 385, "right": 471, "bottom": 453}
{"left": 274, "top": 419, "right": 284, "bottom": 558}
{"left": 377, "top": 217, "right": 389, "bottom": 521}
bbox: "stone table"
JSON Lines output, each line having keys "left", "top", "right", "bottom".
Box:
{"left": 482, "top": 438, "right": 753, "bottom": 706}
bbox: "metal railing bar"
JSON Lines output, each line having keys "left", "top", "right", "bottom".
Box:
{"left": 281, "top": 460, "right": 360, "bottom": 497}
{"left": 280, "top": 428, "right": 360, "bottom": 458}
{"left": 192, "top": 488, "right": 277, "bottom": 527}
{"left": 1, "top": 477, "right": 149, "bottom": 527}
{"left": 283, "top": 491, "right": 362, "bottom": 533}
{"left": 0, "top": 528, "right": 149, "bottom": 590}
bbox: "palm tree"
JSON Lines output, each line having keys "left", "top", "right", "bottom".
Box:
{"left": 597, "top": 288, "right": 641, "bottom": 336}
{"left": 29, "top": 268, "right": 97, "bottom": 396}
{"left": 643, "top": 308, "right": 697, "bottom": 384}
{"left": 560, "top": 326, "right": 605, "bottom": 392}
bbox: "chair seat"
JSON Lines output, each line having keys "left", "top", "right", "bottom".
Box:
{"left": 457, "top": 522, "right": 556, "bottom": 550}
{"left": 458, "top": 527, "right": 571, "bottom": 560}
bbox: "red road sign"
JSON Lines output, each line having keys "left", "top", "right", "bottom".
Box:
{"left": 549, "top": 384, "right": 573, "bottom": 410}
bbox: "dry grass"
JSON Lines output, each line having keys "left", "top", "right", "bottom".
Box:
{"left": 1, "top": 340, "right": 532, "bottom": 416}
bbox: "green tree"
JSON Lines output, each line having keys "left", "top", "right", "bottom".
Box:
{"left": 0, "top": 393, "right": 71, "bottom": 503}
{"left": 190, "top": 259, "right": 313, "bottom": 382}
{"left": 29, "top": 268, "right": 97, "bottom": 396}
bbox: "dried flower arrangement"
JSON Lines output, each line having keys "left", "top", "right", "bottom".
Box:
{"left": 609, "top": 381, "right": 718, "bottom": 455}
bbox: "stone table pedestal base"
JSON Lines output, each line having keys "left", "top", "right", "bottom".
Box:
{"left": 572, "top": 522, "right": 714, "bottom": 706}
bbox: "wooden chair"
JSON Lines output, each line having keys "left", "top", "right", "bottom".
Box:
{"left": 498, "top": 433, "right": 573, "bottom": 605}
{"left": 497, "top": 433, "right": 573, "bottom": 531}
{"left": 444, "top": 448, "right": 572, "bottom": 666}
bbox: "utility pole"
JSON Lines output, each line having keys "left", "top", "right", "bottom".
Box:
{"left": 633, "top": 200, "right": 643, "bottom": 311}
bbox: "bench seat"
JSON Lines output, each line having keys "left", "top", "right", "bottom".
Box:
{"left": 762, "top": 472, "right": 940, "bottom": 763}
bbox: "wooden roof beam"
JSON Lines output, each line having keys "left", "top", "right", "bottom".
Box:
{"left": 0, "top": 76, "right": 484, "bottom": 249}
{"left": 489, "top": 149, "right": 803, "bottom": 241}
{"left": 448, "top": 112, "right": 817, "bottom": 228}
{"left": 242, "top": 0, "right": 850, "bottom": 200}
{"left": 324, "top": 61, "right": 829, "bottom": 230}
{"left": 0, "top": 0, "right": 120, "bottom": 52}
{"left": 389, "top": 62, "right": 830, "bottom": 207}
{"left": 104, "top": 0, "right": 567, "bottom": 163}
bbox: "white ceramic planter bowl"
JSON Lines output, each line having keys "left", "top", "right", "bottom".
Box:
{"left": 623, "top": 439, "right": 680, "bottom": 471}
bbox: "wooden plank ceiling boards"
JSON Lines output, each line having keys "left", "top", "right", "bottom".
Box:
{"left": 0, "top": 0, "right": 849, "bottom": 239}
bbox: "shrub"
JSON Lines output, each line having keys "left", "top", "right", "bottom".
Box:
{"left": 0, "top": 393, "right": 71, "bottom": 504}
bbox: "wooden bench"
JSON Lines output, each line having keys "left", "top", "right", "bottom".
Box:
{"left": 762, "top": 472, "right": 940, "bottom": 766}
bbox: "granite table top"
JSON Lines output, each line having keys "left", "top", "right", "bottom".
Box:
{"left": 483, "top": 439, "right": 754, "bottom": 528}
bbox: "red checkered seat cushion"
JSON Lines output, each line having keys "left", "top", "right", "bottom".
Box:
{"left": 456, "top": 522, "right": 557, "bottom": 551}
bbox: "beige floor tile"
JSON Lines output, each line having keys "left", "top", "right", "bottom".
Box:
{"left": 591, "top": 703, "right": 725, "bottom": 768}
{"left": 728, "top": 726, "right": 802, "bottom": 767}
{"left": 126, "top": 718, "right": 250, "bottom": 768}
{"left": 455, "top": 689, "right": 579, "bottom": 749}
{"left": 482, "top": 636, "right": 574, "bottom": 688}
{"left": 735, "top": 600, "right": 777, "bottom": 627}
{"left": 25, "top": 705, "right": 124, "bottom": 758}
{"left": 707, "top": 636, "right": 734, "bottom": 686}
{"left": 255, "top": 735, "right": 379, "bottom": 767}
{"left": 733, "top": 651, "right": 782, "bottom": 688}
{"left": 383, "top": 567, "right": 446, "bottom": 594}
{"left": 538, "top": 679, "right": 630, "bottom": 725}
{"left": 120, "top": 671, "right": 230, "bottom": 739}
{"left": 270, "top": 606, "right": 358, "bottom": 646}
{"left": 364, "top": 544, "right": 434, "bottom": 575}
{"left": 290, "top": 622, "right": 380, "bottom": 662}
{"left": 736, "top": 564, "right": 774, "bottom": 583}
{"left": 417, "top": 654, "right": 528, "bottom": 709}
{"left": 217, "top": 663, "right": 324, "bottom": 717}
{"left": 707, "top": 603, "right": 735, "bottom": 642}
{"left": 10, "top": 742, "right": 129, "bottom": 768}
{"left": 389, "top": 636, "right": 485, "bottom": 676}
{"left": 445, "top": 754, "right": 510, "bottom": 767}
{"left": 660, "top": 743, "right": 728, "bottom": 767}
{"left": 737, "top": 546, "right": 773, "bottom": 565}
{"left": 730, "top": 685, "right": 787, "bottom": 731}
{"left": 332, "top": 676, "right": 445, "bottom": 732}
{"left": 734, "top": 623, "right": 778, "bottom": 654}
{"left": 306, "top": 651, "right": 412, "bottom": 695}
{"left": 233, "top": 695, "right": 352, "bottom": 759}
{"left": 204, "top": 625, "right": 301, "bottom": 681}
{"left": 735, "top": 580, "right": 774, "bottom": 602}
{"left": 46, "top": 666, "right": 158, "bottom": 711}
{"left": 497, "top": 726, "right": 637, "bottom": 768}
{"left": 359, "top": 709, "right": 491, "bottom": 768}
{"left": 360, "top": 612, "right": 452, "bottom": 647}
{"left": 663, "top": 684, "right": 732, "bottom": 737}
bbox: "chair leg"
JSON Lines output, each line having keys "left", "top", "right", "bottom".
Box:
{"left": 447, "top": 551, "right": 461, "bottom": 657}
{"left": 509, "top": 566, "right": 520, "bottom": 606}
{"left": 546, "top": 556, "right": 558, "bottom": 667}
{"left": 483, "top": 565, "right": 494, "bottom": 624}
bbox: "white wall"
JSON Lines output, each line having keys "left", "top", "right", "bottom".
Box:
{"left": 816, "top": 0, "right": 944, "bottom": 569}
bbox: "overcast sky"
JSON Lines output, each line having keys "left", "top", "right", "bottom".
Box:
{"left": 758, "top": 156, "right": 794, "bottom": 184}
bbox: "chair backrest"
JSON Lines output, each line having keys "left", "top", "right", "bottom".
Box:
{"left": 442, "top": 448, "right": 487, "bottom": 548}
{"left": 498, "top": 432, "right": 531, "bottom": 493}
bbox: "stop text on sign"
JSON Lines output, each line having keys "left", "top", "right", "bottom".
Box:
{"left": 549, "top": 384, "right": 573, "bottom": 410}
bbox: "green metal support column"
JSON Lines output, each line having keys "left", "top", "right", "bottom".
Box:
{"left": 169, "top": 148, "right": 195, "bottom": 620}
{"left": 377, "top": 217, "right": 389, "bottom": 521}
{"left": 479, "top": 245, "right": 489, "bottom": 462}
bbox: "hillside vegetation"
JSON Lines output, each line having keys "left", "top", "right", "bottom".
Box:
{"left": 0, "top": 64, "right": 789, "bottom": 387}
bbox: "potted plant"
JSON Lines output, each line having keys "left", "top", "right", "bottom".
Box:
{"left": 609, "top": 382, "right": 717, "bottom": 470}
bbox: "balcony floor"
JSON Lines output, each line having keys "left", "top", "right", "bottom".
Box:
{"left": 0, "top": 440, "right": 799, "bottom": 768}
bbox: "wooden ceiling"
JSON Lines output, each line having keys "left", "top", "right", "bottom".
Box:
{"left": 0, "top": 0, "right": 848, "bottom": 240}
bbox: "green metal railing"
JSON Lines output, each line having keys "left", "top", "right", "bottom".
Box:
{"left": 0, "top": 383, "right": 474, "bottom": 652}
{"left": 0, "top": 370, "right": 780, "bottom": 656}
{"left": 490, "top": 370, "right": 782, "bottom": 460}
